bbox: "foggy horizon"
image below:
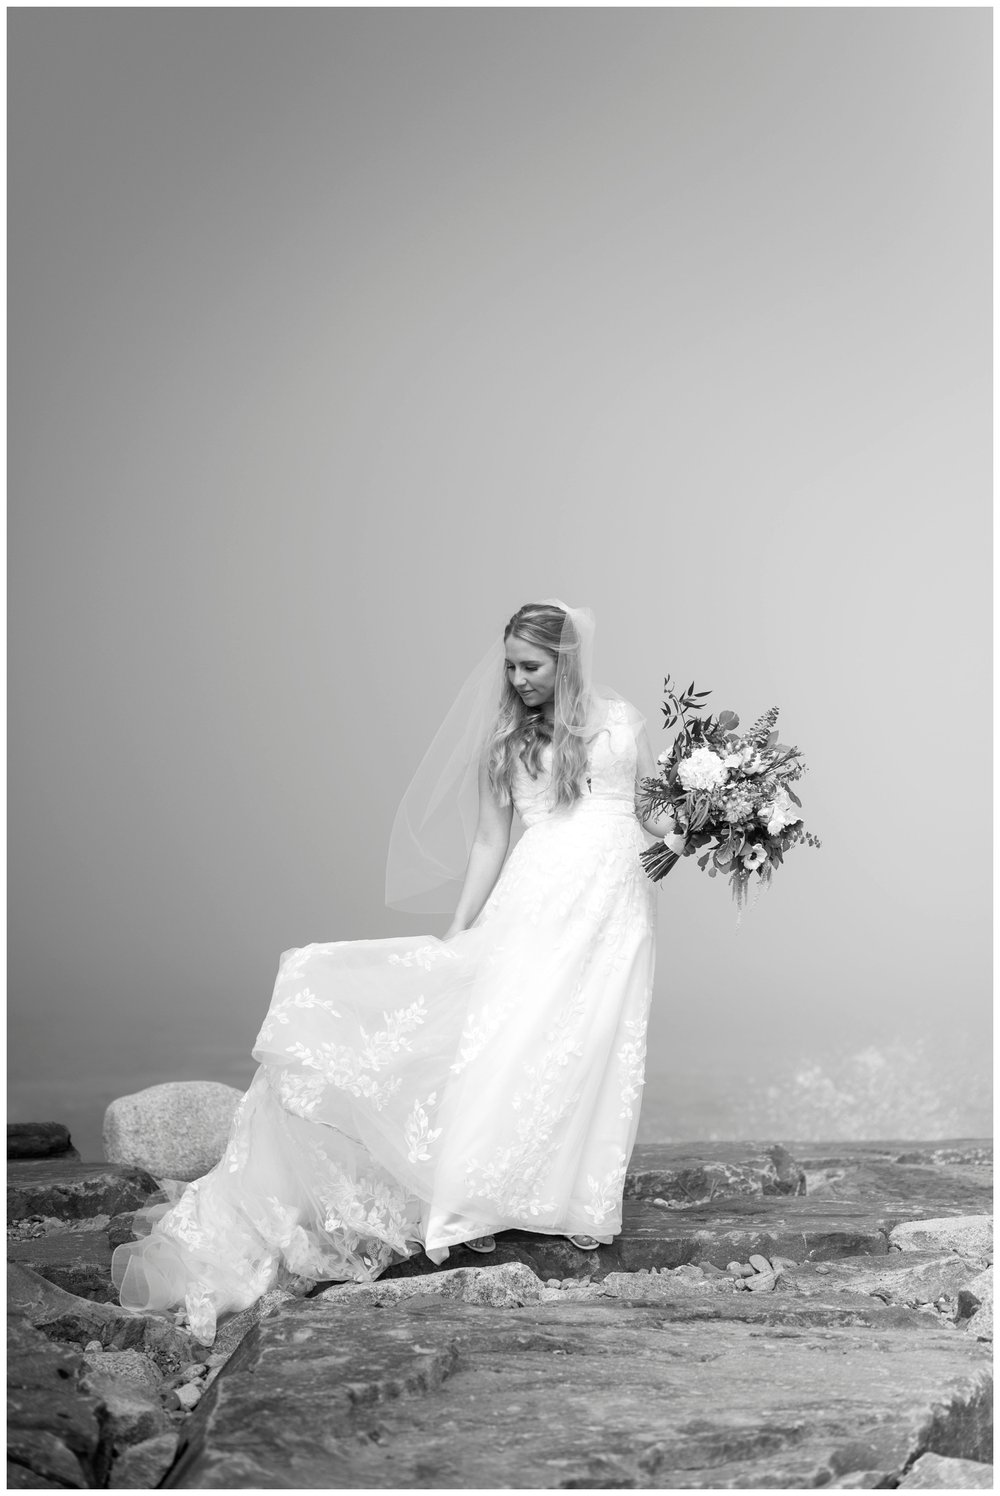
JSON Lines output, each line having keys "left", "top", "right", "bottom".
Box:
{"left": 8, "top": 8, "right": 991, "bottom": 1160}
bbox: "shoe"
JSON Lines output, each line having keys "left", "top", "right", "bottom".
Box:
{"left": 567, "top": 1234, "right": 601, "bottom": 1251}
{"left": 464, "top": 1235, "right": 497, "bottom": 1254}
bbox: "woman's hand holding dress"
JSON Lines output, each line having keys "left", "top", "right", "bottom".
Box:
{"left": 444, "top": 755, "right": 513, "bottom": 938}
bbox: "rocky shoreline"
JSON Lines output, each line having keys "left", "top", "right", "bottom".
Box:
{"left": 6, "top": 1123, "right": 993, "bottom": 1490}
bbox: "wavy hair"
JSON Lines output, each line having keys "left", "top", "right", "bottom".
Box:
{"left": 486, "top": 603, "right": 591, "bottom": 810}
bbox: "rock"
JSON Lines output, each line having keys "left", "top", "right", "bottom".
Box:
{"left": 163, "top": 1293, "right": 992, "bottom": 1489}
{"left": 825, "top": 1472, "right": 895, "bottom": 1487}
{"left": 599, "top": 1269, "right": 734, "bottom": 1302}
{"left": 103, "top": 1082, "right": 243, "bottom": 1183}
{"left": 206, "top": 1288, "right": 297, "bottom": 1363}
{"left": 109, "top": 1431, "right": 179, "bottom": 1489}
{"left": 7, "top": 1315, "right": 111, "bottom": 1488}
{"left": 8, "top": 1159, "right": 158, "bottom": 1223}
{"left": 958, "top": 1270, "right": 993, "bottom": 1340}
{"left": 624, "top": 1141, "right": 806, "bottom": 1207}
{"left": 748, "top": 1253, "right": 772, "bottom": 1273}
{"left": 744, "top": 1269, "right": 779, "bottom": 1292}
{"left": 9, "top": 1263, "right": 200, "bottom": 1374}
{"left": 7, "top": 1230, "right": 114, "bottom": 1301}
{"left": 899, "top": 1452, "right": 994, "bottom": 1488}
{"left": 81, "top": 1348, "right": 163, "bottom": 1396}
{"left": 108, "top": 1212, "right": 139, "bottom": 1251}
{"left": 80, "top": 1366, "right": 171, "bottom": 1448}
{"left": 888, "top": 1216, "right": 993, "bottom": 1261}
{"left": 7, "top": 1123, "right": 80, "bottom": 1161}
{"left": 780, "top": 1252, "right": 991, "bottom": 1315}
{"left": 321, "top": 1261, "right": 545, "bottom": 1310}
{"left": 173, "top": 1382, "right": 203, "bottom": 1411}
{"left": 6, "top": 1457, "right": 68, "bottom": 1487}
{"left": 670, "top": 1262, "right": 706, "bottom": 1281}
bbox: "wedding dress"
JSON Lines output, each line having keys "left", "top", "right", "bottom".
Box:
{"left": 111, "top": 697, "right": 657, "bottom": 1345}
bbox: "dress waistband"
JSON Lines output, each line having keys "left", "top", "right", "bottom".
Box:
{"left": 574, "top": 798, "right": 637, "bottom": 819}
{"left": 522, "top": 798, "right": 638, "bottom": 827}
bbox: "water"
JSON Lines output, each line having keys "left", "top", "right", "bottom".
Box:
{"left": 8, "top": 1036, "right": 990, "bottom": 1164}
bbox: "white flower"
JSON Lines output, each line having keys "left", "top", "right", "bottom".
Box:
{"left": 656, "top": 751, "right": 670, "bottom": 766}
{"left": 758, "top": 787, "right": 799, "bottom": 836}
{"left": 677, "top": 746, "right": 728, "bottom": 792}
{"left": 744, "top": 843, "right": 769, "bottom": 870}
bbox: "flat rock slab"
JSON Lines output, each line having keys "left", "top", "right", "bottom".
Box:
{"left": 387, "top": 1197, "right": 938, "bottom": 1284}
{"left": 7, "top": 1231, "right": 115, "bottom": 1302}
{"left": 8, "top": 1159, "right": 158, "bottom": 1222}
{"left": 166, "top": 1294, "right": 992, "bottom": 1489}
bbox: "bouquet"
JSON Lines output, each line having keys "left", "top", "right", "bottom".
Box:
{"left": 638, "top": 675, "right": 820, "bottom": 908}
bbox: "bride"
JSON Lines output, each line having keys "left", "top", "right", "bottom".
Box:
{"left": 111, "top": 600, "right": 686, "bottom": 1344}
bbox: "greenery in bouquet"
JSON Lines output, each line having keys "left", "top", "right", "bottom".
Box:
{"left": 638, "top": 676, "right": 820, "bottom": 908}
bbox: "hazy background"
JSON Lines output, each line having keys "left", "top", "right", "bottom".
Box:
{"left": 9, "top": 8, "right": 992, "bottom": 1159}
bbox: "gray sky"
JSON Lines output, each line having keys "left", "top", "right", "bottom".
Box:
{"left": 8, "top": 9, "right": 991, "bottom": 1155}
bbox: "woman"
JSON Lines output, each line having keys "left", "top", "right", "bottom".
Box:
{"left": 112, "top": 601, "right": 685, "bottom": 1344}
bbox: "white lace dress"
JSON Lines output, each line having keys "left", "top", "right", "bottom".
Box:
{"left": 112, "top": 700, "right": 657, "bottom": 1343}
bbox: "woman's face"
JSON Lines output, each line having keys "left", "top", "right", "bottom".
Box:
{"left": 504, "top": 633, "right": 557, "bottom": 709}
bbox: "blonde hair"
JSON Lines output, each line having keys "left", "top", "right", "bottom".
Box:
{"left": 486, "top": 603, "right": 590, "bottom": 810}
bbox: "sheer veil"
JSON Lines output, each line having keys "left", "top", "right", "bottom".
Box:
{"left": 385, "top": 598, "right": 638, "bottom": 915}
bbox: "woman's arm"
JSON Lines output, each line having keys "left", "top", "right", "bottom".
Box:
{"left": 634, "top": 726, "right": 687, "bottom": 852}
{"left": 443, "top": 755, "right": 514, "bottom": 938}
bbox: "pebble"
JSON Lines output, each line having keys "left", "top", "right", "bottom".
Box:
{"left": 748, "top": 1254, "right": 772, "bottom": 1274}
{"left": 84, "top": 1340, "right": 103, "bottom": 1354}
{"left": 726, "top": 1261, "right": 743, "bottom": 1275}
{"left": 546, "top": 1278, "right": 561, "bottom": 1287}
{"left": 745, "top": 1270, "right": 778, "bottom": 1293}
{"left": 173, "top": 1382, "right": 203, "bottom": 1412}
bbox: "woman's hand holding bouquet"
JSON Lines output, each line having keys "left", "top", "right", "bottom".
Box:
{"left": 638, "top": 677, "right": 820, "bottom": 909}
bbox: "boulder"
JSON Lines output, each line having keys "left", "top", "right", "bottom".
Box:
{"left": 8, "top": 1159, "right": 159, "bottom": 1223}
{"left": 899, "top": 1452, "right": 994, "bottom": 1488}
{"left": 889, "top": 1216, "right": 993, "bottom": 1262}
{"left": 109, "top": 1432, "right": 179, "bottom": 1489}
{"left": 7, "top": 1123, "right": 80, "bottom": 1161}
{"left": 103, "top": 1082, "right": 243, "bottom": 1182}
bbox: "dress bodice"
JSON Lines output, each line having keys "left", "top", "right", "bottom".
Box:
{"left": 512, "top": 700, "right": 640, "bottom": 828}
